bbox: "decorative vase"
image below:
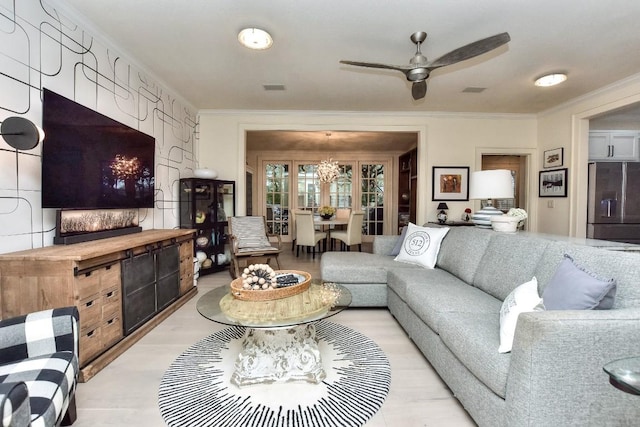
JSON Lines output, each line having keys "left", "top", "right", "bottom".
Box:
{"left": 321, "top": 214, "right": 332, "bottom": 220}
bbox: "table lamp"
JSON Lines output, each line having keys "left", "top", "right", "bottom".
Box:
{"left": 436, "top": 202, "right": 449, "bottom": 224}
{"left": 469, "top": 169, "right": 514, "bottom": 227}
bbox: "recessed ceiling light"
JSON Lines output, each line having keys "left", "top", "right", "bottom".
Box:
{"left": 534, "top": 73, "right": 567, "bottom": 87}
{"left": 238, "top": 28, "right": 273, "bottom": 50}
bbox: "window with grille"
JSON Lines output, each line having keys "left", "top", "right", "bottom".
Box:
{"left": 265, "top": 163, "right": 290, "bottom": 236}
{"left": 361, "top": 164, "right": 385, "bottom": 235}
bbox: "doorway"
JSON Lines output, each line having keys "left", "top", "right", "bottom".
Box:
{"left": 481, "top": 155, "right": 527, "bottom": 215}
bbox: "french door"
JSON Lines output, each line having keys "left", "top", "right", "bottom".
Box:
{"left": 261, "top": 160, "right": 389, "bottom": 241}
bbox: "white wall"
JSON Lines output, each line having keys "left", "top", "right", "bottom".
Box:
{"left": 537, "top": 74, "right": 640, "bottom": 237}
{"left": 0, "top": 0, "right": 198, "bottom": 253}
{"left": 198, "top": 111, "right": 538, "bottom": 227}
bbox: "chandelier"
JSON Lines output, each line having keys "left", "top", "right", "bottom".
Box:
{"left": 316, "top": 158, "right": 340, "bottom": 183}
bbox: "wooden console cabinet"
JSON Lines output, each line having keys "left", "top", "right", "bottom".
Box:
{"left": 0, "top": 229, "right": 196, "bottom": 381}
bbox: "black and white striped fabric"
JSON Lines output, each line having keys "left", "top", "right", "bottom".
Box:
{"left": 0, "top": 307, "right": 79, "bottom": 427}
{"left": 159, "top": 322, "right": 391, "bottom": 427}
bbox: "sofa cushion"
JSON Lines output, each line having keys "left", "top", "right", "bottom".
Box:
{"left": 542, "top": 255, "right": 616, "bottom": 310}
{"left": 436, "top": 226, "right": 494, "bottom": 284}
{"left": 394, "top": 224, "right": 449, "bottom": 269}
{"left": 389, "top": 226, "right": 408, "bottom": 256}
{"left": 320, "top": 252, "right": 415, "bottom": 284}
{"left": 534, "top": 242, "right": 640, "bottom": 309}
{"left": 473, "top": 233, "right": 549, "bottom": 301}
{"left": 438, "top": 312, "right": 510, "bottom": 399}
{"left": 499, "top": 277, "right": 543, "bottom": 353}
{"left": 387, "top": 267, "right": 453, "bottom": 302}
{"left": 403, "top": 274, "right": 502, "bottom": 334}
{"left": 0, "top": 351, "right": 77, "bottom": 427}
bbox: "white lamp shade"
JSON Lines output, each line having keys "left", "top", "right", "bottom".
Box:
{"left": 469, "top": 169, "right": 514, "bottom": 200}
{"left": 469, "top": 169, "right": 514, "bottom": 228}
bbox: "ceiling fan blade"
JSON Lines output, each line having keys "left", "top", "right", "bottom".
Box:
{"left": 340, "top": 60, "right": 410, "bottom": 73}
{"left": 426, "top": 32, "right": 511, "bottom": 70}
{"left": 412, "top": 81, "right": 427, "bottom": 100}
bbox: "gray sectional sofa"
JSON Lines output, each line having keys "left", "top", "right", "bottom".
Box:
{"left": 320, "top": 226, "right": 640, "bottom": 426}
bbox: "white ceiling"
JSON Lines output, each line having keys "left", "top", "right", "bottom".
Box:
{"left": 61, "top": 0, "right": 640, "bottom": 115}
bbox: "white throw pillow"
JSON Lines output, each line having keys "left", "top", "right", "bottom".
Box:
{"left": 499, "top": 277, "right": 543, "bottom": 353}
{"left": 394, "top": 223, "right": 450, "bottom": 269}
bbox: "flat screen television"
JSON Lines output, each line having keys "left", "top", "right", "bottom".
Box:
{"left": 42, "top": 88, "right": 155, "bottom": 209}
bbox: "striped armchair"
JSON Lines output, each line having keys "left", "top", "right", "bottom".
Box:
{"left": 0, "top": 307, "right": 79, "bottom": 427}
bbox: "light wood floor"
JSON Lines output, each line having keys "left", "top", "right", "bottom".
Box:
{"left": 73, "top": 243, "right": 476, "bottom": 426}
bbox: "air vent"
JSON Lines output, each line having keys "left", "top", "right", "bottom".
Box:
{"left": 462, "top": 87, "right": 486, "bottom": 93}
{"left": 263, "top": 84, "right": 286, "bottom": 91}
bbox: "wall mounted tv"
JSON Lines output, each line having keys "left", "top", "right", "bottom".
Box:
{"left": 42, "top": 88, "right": 155, "bottom": 209}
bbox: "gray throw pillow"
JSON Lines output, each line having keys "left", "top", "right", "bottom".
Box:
{"left": 542, "top": 254, "right": 616, "bottom": 310}
{"left": 390, "top": 226, "right": 408, "bottom": 256}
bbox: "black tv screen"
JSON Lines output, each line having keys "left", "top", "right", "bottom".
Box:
{"left": 42, "top": 89, "right": 155, "bottom": 209}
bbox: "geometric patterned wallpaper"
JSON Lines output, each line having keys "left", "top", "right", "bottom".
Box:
{"left": 0, "top": 0, "right": 198, "bottom": 253}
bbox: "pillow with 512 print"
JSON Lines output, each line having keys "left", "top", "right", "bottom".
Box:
{"left": 394, "top": 223, "right": 449, "bottom": 269}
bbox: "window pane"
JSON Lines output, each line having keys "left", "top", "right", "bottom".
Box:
{"left": 297, "top": 164, "right": 320, "bottom": 212}
{"left": 329, "top": 164, "right": 353, "bottom": 208}
{"left": 361, "top": 164, "right": 385, "bottom": 235}
{"left": 265, "top": 163, "right": 290, "bottom": 236}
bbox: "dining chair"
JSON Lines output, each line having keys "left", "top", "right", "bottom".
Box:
{"left": 229, "top": 216, "right": 282, "bottom": 278}
{"left": 294, "top": 210, "right": 327, "bottom": 259}
{"left": 334, "top": 208, "right": 351, "bottom": 230}
{"left": 331, "top": 211, "right": 365, "bottom": 251}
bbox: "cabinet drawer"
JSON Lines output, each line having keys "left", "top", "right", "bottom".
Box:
{"left": 79, "top": 323, "right": 102, "bottom": 365}
{"left": 78, "top": 293, "right": 101, "bottom": 325}
{"left": 179, "top": 241, "right": 193, "bottom": 260}
{"left": 180, "top": 272, "right": 194, "bottom": 294}
{"left": 101, "top": 315, "right": 122, "bottom": 349}
{"left": 100, "top": 263, "right": 121, "bottom": 289}
{"left": 101, "top": 286, "right": 121, "bottom": 319}
{"left": 74, "top": 271, "right": 101, "bottom": 301}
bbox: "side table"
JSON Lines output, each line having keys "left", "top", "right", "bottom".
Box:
{"left": 603, "top": 356, "right": 640, "bottom": 395}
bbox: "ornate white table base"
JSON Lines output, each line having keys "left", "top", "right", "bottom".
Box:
{"left": 231, "top": 323, "right": 326, "bottom": 387}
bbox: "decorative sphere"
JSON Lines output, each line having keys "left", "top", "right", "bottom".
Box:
{"left": 195, "top": 251, "right": 207, "bottom": 263}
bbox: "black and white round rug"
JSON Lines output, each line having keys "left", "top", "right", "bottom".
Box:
{"left": 158, "top": 322, "right": 391, "bottom": 427}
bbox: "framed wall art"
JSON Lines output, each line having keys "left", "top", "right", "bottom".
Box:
{"left": 543, "top": 147, "right": 563, "bottom": 168}
{"left": 539, "top": 168, "right": 568, "bottom": 197}
{"left": 432, "top": 166, "right": 469, "bottom": 201}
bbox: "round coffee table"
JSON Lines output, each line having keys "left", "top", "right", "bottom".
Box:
{"left": 197, "top": 280, "right": 351, "bottom": 387}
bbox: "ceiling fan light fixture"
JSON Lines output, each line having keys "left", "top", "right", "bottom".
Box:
{"left": 534, "top": 73, "right": 567, "bottom": 87}
{"left": 238, "top": 28, "right": 273, "bottom": 50}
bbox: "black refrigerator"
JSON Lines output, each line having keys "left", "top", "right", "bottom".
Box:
{"left": 587, "top": 162, "right": 640, "bottom": 243}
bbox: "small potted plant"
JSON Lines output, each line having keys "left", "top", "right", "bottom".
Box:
{"left": 318, "top": 206, "right": 336, "bottom": 220}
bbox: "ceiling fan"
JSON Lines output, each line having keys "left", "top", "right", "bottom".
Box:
{"left": 340, "top": 31, "right": 511, "bottom": 100}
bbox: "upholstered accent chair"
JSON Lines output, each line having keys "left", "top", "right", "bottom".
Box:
{"left": 331, "top": 211, "right": 365, "bottom": 251}
{"left": 229, "top": 216, "right": 282, "bottom": 278}
{"left": 0, "top": 307, "right": 79, "bottom": 427}
{"left": 294, "top": 210, "right": 327, "bottom": 259}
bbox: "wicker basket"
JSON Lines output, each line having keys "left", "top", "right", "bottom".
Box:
{"left": 230, "top": 270, "right": 312, "bottom": 301}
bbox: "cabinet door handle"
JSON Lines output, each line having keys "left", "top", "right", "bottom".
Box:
{"left": 611, "top": 145, "right": 614, "bottom": 157}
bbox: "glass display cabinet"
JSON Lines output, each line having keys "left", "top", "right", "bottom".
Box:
{"left": 179, "top": 178, "right": 236, "bottom": 275}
